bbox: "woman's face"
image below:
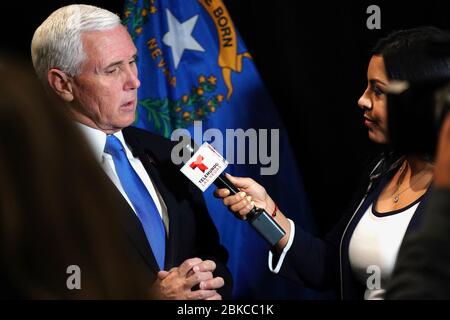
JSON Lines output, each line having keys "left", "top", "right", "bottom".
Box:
{"left": 358, "top": 55, "right": 389, "bottom": 144}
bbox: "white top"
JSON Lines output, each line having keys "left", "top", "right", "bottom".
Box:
{"left": 348, "top": 200, "right": 419, "bottom": 299}
{"left": 76, "top": 123, "right": 169, "bottom": 234}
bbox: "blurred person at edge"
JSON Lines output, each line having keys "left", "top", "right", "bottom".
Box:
{"left": 0, "top": 55, "right": 151, "bottom": 298}
{"left": 386, "top": 105, "right": 450, "bottom": 298}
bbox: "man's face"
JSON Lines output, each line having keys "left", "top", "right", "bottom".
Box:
{"left": 70, "top": 25, "right": 140, "bottom": 133}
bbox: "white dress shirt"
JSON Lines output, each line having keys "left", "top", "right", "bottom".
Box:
{"left": 76, "top": 123, "right": 169, "bottom": 234}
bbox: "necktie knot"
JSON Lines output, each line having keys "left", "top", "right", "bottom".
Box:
{"left": 104, "top": 135, "right": 125, "bottom": 158}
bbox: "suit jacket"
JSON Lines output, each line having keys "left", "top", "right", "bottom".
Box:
{"left": 110, "top": 126, "right": 232, "bottom": 298}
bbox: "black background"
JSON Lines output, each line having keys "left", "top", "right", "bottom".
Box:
{"left": 3, "top": 0, "right": 450, "bottom": 235}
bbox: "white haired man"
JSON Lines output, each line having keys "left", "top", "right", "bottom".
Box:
{"left": 31, "top": 4, "right": 231, "bottom": 300}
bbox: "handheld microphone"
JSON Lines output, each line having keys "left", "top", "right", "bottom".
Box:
{"left": 174, "top": 137, "right": 285, "bottom": 246}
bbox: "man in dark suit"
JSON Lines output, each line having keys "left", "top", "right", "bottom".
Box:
{"left": 30, "top": 4, "right": 231, "bottom": 299}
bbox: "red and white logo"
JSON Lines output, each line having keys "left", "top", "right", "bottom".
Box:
{"left": 189, "top": 155, "right": 209, "bottom": 173}
{"left": 180, "top": 143, "right": 228, "bottom": 192}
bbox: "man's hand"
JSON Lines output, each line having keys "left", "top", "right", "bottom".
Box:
{"left": 150, "top": 258, "right": 223, "bottom": 300}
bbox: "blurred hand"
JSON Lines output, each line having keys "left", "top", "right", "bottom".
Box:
{"left": 214, "top": 173, "right": 275, "bottom": 220}
{"left": 434, "top": 114, "right": 450, "bottom": 188}
{"left": 150, "top": 258, "right": 223, "bottom": 300}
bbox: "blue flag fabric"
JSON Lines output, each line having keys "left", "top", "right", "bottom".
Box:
{"left": 124, "top": 0, "right": 318, "bottom": 299}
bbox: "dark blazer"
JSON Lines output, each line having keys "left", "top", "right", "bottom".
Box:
{"left": 111, "top": 126, "right": 232, "bottom": 298}
{"left": 274, "top": 154, "right": 431, "bottom": 299}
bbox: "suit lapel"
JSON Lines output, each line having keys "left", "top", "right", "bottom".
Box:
{"left": 108, "top": 183, "right": 160, "bottom": 274}
{"left": 134, "top": 148, "right": 179, "bottom": 270}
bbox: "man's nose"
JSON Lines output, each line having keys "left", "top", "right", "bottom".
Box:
{"left": 125, "top": 68, "right": 140, "bottom": 90}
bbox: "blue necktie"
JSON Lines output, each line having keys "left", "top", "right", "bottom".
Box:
{"left": 104, "top": 135, "right": 166, "bottom": 269}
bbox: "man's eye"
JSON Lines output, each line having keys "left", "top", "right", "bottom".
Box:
{"left": 106, "top": 68, "right": 118, "bottom": 74}
{"left": 130, "top": 59, "right": 137, "bottom": 66}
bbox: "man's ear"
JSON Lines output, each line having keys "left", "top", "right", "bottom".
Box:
{"left": 47, "top": 69, "right": 74, "bottom": 102}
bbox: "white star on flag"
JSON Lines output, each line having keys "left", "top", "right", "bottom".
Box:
{"left": 162, "top": 9, "right": 205, "bottom": 70}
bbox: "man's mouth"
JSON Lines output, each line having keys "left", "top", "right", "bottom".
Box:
{"left": 121, "top": 100, "right": 136, "bottom": 109}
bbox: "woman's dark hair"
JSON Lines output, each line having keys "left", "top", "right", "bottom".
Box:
{"left": 372, "top": 27, "right": 450, "bottom": 160}
{"left": 372, "top": 26, "right": 450, "bottom": 82}
{"left": 0, "top": 55, "right": 150, "bottom": 299}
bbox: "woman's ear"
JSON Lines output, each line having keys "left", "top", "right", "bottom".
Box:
{"left": 47, "top": 69, "right": 74, "bottom": 102}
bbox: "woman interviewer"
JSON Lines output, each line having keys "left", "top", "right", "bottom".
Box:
{"left": 215, "top": 26, "right": 450, "bottom": 299}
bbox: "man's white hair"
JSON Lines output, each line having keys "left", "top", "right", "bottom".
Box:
{"left": 31, "top": 4, "right": 121, "bottom": 83}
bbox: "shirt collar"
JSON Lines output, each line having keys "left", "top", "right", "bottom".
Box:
{"left": 75, "top": 122, "right": 133, "bottom": 161}
{"left": 112, "top": 130, "right": 134, "bottom": 159}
